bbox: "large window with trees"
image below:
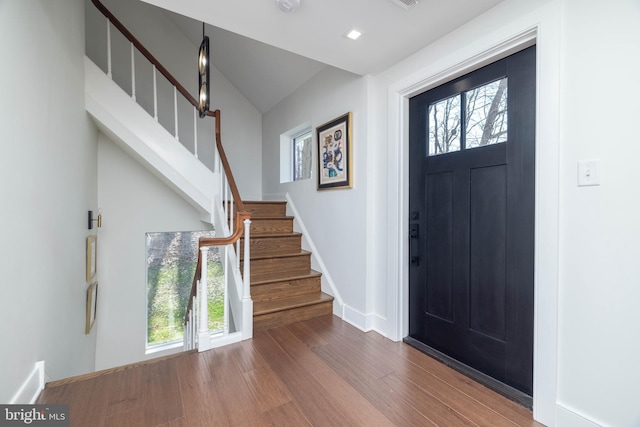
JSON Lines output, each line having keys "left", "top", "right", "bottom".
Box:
{"left": 145, "top": 231, "right": 224, "bottom": 348}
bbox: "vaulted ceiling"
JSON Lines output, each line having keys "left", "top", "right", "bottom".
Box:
{"left": 142, "top": 0, "right": 503, "bottom": 113}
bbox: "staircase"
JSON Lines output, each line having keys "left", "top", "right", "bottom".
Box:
{"left": 239, "top": 201, "right": 334, "bottom": 333}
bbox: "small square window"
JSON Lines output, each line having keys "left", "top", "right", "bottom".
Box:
{"left": 292, "top": 130, "right": 312, "bottom": 181}
{"left": 465, "top": 78, "right": 508, "bottom": 149}
{"left": 280, "top": 124, "right": 313, "bottom": 183}
{"left": 428, "top": 94, "right": 461, "bottom": 156}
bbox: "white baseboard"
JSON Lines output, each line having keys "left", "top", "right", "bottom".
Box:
{"left": 10, "top": 361, "right": 45, "bottom": 404}
{"left": 210, "top": 331, "right": 243, "bottom": 348}
{"left": 342, "top": 304, "right": 387, "bottom": 336}
{"left": 556, "top": 404, "right": 603, "bottom": 427}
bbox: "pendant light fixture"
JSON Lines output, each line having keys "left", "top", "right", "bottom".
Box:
{"left": 198, "top": 23, "right": 210, "bottom": 118}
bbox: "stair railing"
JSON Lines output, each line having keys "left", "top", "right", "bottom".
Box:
{"left": 183, "top": 111, "right": 253, "bottom": 351}
{"left": 89, "top": 0, "right": 252, "bottom": 351}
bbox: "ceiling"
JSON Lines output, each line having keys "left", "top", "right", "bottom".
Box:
{"left": 142, "top": 0, "right": 503, "bottom": 113}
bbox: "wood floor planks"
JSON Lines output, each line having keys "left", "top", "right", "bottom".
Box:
{"left": 267, "top": 326, "right": 395, "bottom": 427}
{"left": 251, "top": 332, "right": 350, "bottom": 426}
{"left": 37, "top": 315, "right": 543, "bottom": 427}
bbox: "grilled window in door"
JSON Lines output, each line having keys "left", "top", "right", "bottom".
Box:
{"left": 428, "top": 78, "right": 508, "bottom": 156}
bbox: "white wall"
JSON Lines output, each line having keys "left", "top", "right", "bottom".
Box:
{"left": 95, "top": 133, "right": 210, "bottom": 370}
{"left": 369, "top": 0, "right": 640, "bottom": 426}
{"left": 85, "top": 0, "right": 263, "bottom": 200}
{"left": 556, "top": 1, "right": 640, "bottom": 426}
{"left": 0, "top": 0, "right": 98, "bottom": 402}
{"left": 262, "top": 67, "right": 374, "bottom": 323}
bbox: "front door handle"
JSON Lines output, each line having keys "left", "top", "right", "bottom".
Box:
{"left": 410, "top": 224, "right": 419, "bottom": 239}
{"left": 409, "top": 224, "right": 419, "bottom": 266}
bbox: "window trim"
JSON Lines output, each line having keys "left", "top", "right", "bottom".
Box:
{"left": 279, "top": 122, "right": 312, "bottom": 184}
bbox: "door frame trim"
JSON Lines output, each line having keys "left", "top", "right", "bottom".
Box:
{"left": 385, "top": 17, "right": 561, "bottom": 426}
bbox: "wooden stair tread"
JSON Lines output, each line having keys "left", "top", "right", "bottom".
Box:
{"left": 229, "top": 201, "right": 288, "bottom": 218}
{"left": 240, "top": 200, "right": 332, "bottom": 330}
{"left": 245, "top": 250, "right": 310, "bottom": 261}
{"left": 244, "top": 200, "right": 287, "bottom": 204}
{"left": 250, "top": 216, "right": 294, "bottom": 220}
{"left": 251, "top": 269, "right": 321, "bottom": 285}
{"left": 254, "top": 292, "right": 334, "bottom": 316}
{"left": 245, "top": 231, "right": 302, "bottom": 238}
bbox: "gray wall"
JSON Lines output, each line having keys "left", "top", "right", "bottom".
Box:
{"left": 95, "top": 133, "right": 208, "bottom": 370}
{"left": 85, "top": 0, "right": 263, "bottom": 200}
{"left": 262, "top": 67, "right": 372, "bottom": 323}
{"left": 0, "top": 0, "right": 98, "bottom": 401}
{"left": 263, "top": 0, "right": 640, "bottom": 425}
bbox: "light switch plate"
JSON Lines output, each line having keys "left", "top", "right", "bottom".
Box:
{"left": 578, "top": 160, "right": 600, "bottom": 186}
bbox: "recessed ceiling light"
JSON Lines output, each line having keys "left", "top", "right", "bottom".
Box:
{"left": 276, "top": 0, "right": 300, "bottom": 13}
{"left": 388, "top": 0, "right": 418, "bottom": 10}
{"left": 346, "top": 29, "right": 362, "bottom": 40}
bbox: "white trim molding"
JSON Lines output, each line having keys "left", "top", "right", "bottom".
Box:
{"left": 342, "top": 304, "right": 387, "bottom": 336}
{"left": 385, "top": 15, "right": 561, "bottom": 427}
{"left": 10, "top": 361, "right": 45, "bottom": 404}
{"left": 556, "top": 404, "right": 604, "bottom": 427}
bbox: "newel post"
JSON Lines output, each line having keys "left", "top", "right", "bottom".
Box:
{"left": 243, "top": 219, "right": 252, "bottom": 300}
{"left": 198, "top": 246, "right": 211, "bottom": 351}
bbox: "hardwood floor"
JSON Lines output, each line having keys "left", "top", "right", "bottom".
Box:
{"left": 38, "top": 315, "right": 543, "bottom": 426}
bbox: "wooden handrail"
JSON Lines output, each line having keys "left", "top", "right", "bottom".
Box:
{"left": 91, "top": 0, "right": 198, "bottom": 108}
{"left": 183, "top": 211, "right": 250, "bottom": 322}
{"left": 210, "top": 110, "right": 245, "bottom": 213}
{"left": 91, "top": 0, "right": 247, "bottom": 216}
{"left": 200, "top": 211, "right": 252, "bottom": 247}
{"left": 89, "top": 0, "right": 251, "bottom": 328}
{"left": 183, "top": 111, "right": 250, "bottom": 324}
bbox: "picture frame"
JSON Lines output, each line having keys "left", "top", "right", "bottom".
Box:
{"left": 85, "top": 281, "right": 98, "bottom": 334}
{"left": 316, "top": 112, "right": 353, "bottom": 190}
{"left": 86, "top": 235, "right": 97, "bottom": 282}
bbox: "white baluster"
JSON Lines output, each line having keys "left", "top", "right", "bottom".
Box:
{"left": 220, "top": 168, "right": 225, "bottom": 208}
{"left": 152, "top": 65, "right": 158, "bottom": 121}
{"left": 174, "top": 86, "right": 179, "bottom": 141}
{"left": 243, "top": 219, "right": 252, "bottom": 300}
{"left": 191, "top": 297, "right": 196, "bottom": 348}
{"left": 214, "top": 141, "right": 220, "bottom": 173}
{"left": 106, "top": 18, "right": 112, "bottom": 79}
{"left": 193, "top": 107, "right": 198, "bottom": 159}
{"left": 183, "top": 323, "right": 187, "bottom": 350}
{"left": 224, "top": 245, "right": 229, "bottom": 335}
{"left": 221, "top": 180, "right": 230, "bottom": 231}
{"left": 189, "top": 313, "right": 192, "bottom": 349}
{"left": 198, "top": 247, "right": 210, "bottom": 351}
{"left": 230, "top": 192, "right": 234, "bottom": 236}
{"left": 185, "top": 311, "right": 190, "bottom": 350}
{"left": 236, "top": 240, "right": 240, "bottom": 272}
{"left": 226, "top": 186, "right": 230, "bottom": 232}
{"left": 130, "top": 43, "right": 136, "bottom": 102}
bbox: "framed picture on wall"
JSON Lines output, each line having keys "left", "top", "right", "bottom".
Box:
{"left": 85, "top": 281, "right": 98, "bottom": 334}
{"left": 317, "top": 112, "right": 353, "bottom": 190}
{"left": 86, "top": 235, "right": 97, "bottom": 282}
